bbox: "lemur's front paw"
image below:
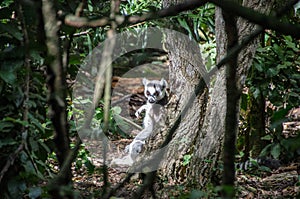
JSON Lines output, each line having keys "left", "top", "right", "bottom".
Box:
{"left": 124, "top": 140, "right": 145, "bottom": 155}
{"left": 124, "top": 144, "right": 130, "bottom": 153}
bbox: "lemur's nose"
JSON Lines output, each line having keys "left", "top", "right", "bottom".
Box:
{"left": 148, "top": 97, "right": 156, "bottom": 103}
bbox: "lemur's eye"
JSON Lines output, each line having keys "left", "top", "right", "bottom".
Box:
{"left": 146, "top": 91, "right": 150, "bottom": 96}
{"left": 154, "top": 91, "right": 159, "bottom": 96}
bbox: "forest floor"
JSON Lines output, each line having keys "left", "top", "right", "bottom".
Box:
{"left": 72, "top": 75, "right": 300, "bottom": 198}
{"left": 72, "top": 160, "right": 300, "bottom": 198}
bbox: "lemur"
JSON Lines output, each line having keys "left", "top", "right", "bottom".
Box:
{"left": 236, "top": 157, "right": 281, "bottom": 171}
{"left": 125, "top": 78, "right": 168, "bottom": 161}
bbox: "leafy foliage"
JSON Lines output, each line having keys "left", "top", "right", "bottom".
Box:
{"left": 0, "top": 2, "right": 52, "bottom": 198}
{"left": 121, "top": 0, "right": 162, "bottom": 15}
{"left": 241, "top": 33, "right": 300, "bottom": 161}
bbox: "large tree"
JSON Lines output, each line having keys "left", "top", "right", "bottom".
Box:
{"left": 150, "top": 0, "right": 275, "bottom": 188}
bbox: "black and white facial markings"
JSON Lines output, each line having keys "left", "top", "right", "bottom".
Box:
{"left": 143, "top": 78, "right": 167, "bottom": 104}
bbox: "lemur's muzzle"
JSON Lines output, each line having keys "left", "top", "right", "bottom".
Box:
{"left": 148, "top": 96, "right": 156, "bottom": 103}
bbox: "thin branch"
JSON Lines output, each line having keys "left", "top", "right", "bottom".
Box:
{"left": 209, "top": 0, "right": 300, "bottom": 77}
{"left": 48, "top": 1, "right": 89, "bottom": 193}
{"left": 102, "top": 0, "right": 118, "bottom": 195}
{"left": 62, "top": 0, "right": 209, "bottom": 27}
{"left": 116, "top": 114, "right": 143, "bottom": 131}
{"left": 0, "top": 131, "right": 27, "bottom": 183}
{"left": 222, "top": 1, "right": 239, "bottom": 196}
{"left": 63, "top": 0, "right": 300, "bottom": 38}
{"left": 210, "top": 0, "right": 300, "bottom": 39}
{"left": 60, "top": 30, "right": 91, "bottom": 39}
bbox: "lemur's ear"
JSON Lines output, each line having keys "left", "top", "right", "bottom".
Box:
{"left": 160, "top": 78, "right": 167, "bottom": 88}
{"left": 142, "top": 78, "right": 148, "bottom": 85}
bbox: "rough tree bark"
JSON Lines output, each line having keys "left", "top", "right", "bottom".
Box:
{"left": 42, "top": 0, "right": 72, "bottom": 196}
{"left": 154, "top": 0, "right": 274, "bottom": 188}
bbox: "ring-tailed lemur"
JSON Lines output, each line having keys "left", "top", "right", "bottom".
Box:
{"left": 125, "top": 78, "right": 168, "bottom": 161}
{"left": 236, "top": 157, "right": 281, "bottom": 171}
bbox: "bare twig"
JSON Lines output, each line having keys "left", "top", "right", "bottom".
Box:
{"left": 60, "top": 30, "right": 91, "bottom": 39}
{"left": 115, "top": 114, "right": 143, "bottom": 131}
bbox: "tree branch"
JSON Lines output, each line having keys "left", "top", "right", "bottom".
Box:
{"left": 62, "top": 0, "right": 209, "bottom": 27}
{"left": 221, "top": 1, "right": 239, "bottom": 196}
{"left": 210, "top": 0, "right": 300, "bottom": 39}
{"left": 209, "top": 0, "right": 300, "bottom": 77}
{"left": 101, "top": 0, "right": 119, "bottom": 195}
{"left": 63, "top": 0, "right": 300, "bottom": 38}
{"left": 42, "top": 0, "right": 72, "bottom": 197}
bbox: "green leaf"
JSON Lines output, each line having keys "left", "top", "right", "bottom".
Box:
{"left": 276, "top": 64, "right": 288, "bottom": 70}
{"left": 69, "top": 54, "right": 82, "bottom": 65}
{"left": 271, "top": 143, "right": 281, "bottom": 159}
{"left": 4, "top": 117, "right": 28, "bottom": 126}
{"left": 270, "top": 108, "right": 290, "bottom": 128}
{"left": 0, "top": 120, "right": 14, "bottom": 132}
{"left": 28, "top": 187, "right": 42, "bottom": 199}
{"left": 28, "top": 113, "right": 44, "bottom": 133}
{"left": 283, "top": 36, "right": 298, "bottom": 51}
{"left": 177, "top": 17, "right": 193, "bottom": 40}
{"left": 0, "top": 70, "right": 16, "bottom": 84}
{"left": 253, "top": 88, "right": 260, "bottom": 99}
{"left": 260, "top": 144, "right": 272, "bottom": 157}
{"left": 261, "top": 135, "right": 273, "bottom": 141}
{"left": 240, "top": 93, "right": 248, "bottom": 111}
{"left": 111, "top": 106, "right": 122, "bottom": 115}
{"left": 259, "top": 165, "right": 271, "bottom": 172}
{"left": 267, "top": 68, "right": 279, "bottom": 77}
{"left": 0, "top": 60, "right": 23, "bottom": 84}
{"left": 0, "top": 138, "right": 17, "bottom": 148}
{"left": 8, "top": 178, "right": 26, "bottom": 199}
{"left": 253, "top": 62, "right": 263, "bottom": 72}
{"left": 0, "top": 23, "right": 23, "bottom": 41}
{"left": 189, "top": 190, "right": 206, "bottom": 199}
{"left": 30, "top": 50, "right": 44, "bottom": 65}
{"left": 86, "top": 34, "right": 93, "bottom": 54}
{"left": 182, "top": 154, "right": 192, "bottom": 166}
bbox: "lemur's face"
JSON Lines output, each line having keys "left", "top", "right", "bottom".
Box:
{"left": 143, "top": 78, "right": 167, "bottom": 104}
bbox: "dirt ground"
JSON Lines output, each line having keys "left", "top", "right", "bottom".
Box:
{"left": 73, "top": 75, "right": 300, "bottom": 198}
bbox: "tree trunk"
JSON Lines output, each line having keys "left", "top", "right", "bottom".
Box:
{"left": 159, "top": 30, "right": 209, "bottom": 184}
{"left": 155, "top": 0, "right": 274, "bottom": 188}
{"left": 248, "top": 90, "right": 268, "bottom": 157}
